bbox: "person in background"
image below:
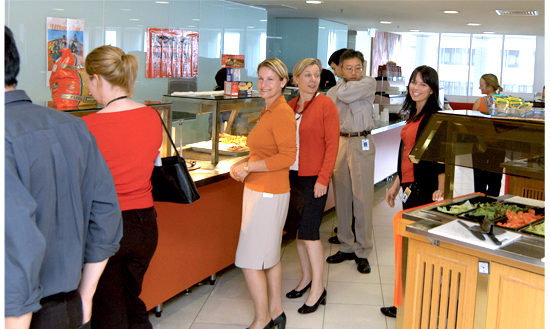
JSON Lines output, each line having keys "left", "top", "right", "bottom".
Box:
{"left": 471, "top": 73, "right": 505, "bottom": 196}
{"left": 328, "top": 48, "right": 348, "bottom": 80}
{"left": 325, "top": 50, "right": 377, "bottom": 274}
{"left": 4, "top": 26, "right": 123, "bottom": 329}
{"left": 82, "top": 45, "right": 163, "bottom": 329}
{"left": 316, "top": 59, "right": 336, "bottom": 90}
{"left": 230, "top": 58, "right": 296, "bottom": 329}
{"left": 383, "top": 65, "right": 445, "bottom": 318}
{"left": 284, "top": 58, "right": 339, "bottom": 314}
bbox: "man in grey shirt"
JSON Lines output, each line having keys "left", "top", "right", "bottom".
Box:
{"left": 326, "top": 49, "right": 376, "bottom": 274}
{"left": 4, "top": 26, "right": 123, "bottom": 329}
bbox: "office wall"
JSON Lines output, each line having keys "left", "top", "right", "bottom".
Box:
{"left": 317, "top": 19, "right": 348, "bottom": 70}
{"left": 5, "top": 0, "right": 267, "bottom": 102}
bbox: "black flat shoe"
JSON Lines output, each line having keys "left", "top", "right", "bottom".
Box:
{"left": 356, "top": 258, "right": 371, "bottom": 274}
{"left": 273, "top": 312, "right": 286, "bottom": 329}
{"left": 328, "top": 236, "right": 341, "bottom": 244}
{"left": 286, "top": 282, "right": 311, "bottom": 299}
{"left": 326, "top": 251, "right": 355, "bottom": 263}
{"left": 298, "top": 289, "right": 327, "bottom": 314}
{"left": 381, "top": 306, "right": 397, "bottom": 318}
{"left": 246, "top": 319, "right": 274, "bottom": 329}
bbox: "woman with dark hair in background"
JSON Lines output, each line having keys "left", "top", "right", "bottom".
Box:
{"left": 471, "top": 73, "right": 505, "bottom": 196}
{"left": 83, "top": 45, "right": 163, "bottom": 329}
{"left": 382, "top": 65, "right": 445, "bottom": 318}
{"left": 230, "top": 58, "right": 296, "bottom": 329}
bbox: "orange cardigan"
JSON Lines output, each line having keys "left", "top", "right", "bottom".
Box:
{"left": 245, "top": 95, "right": 297, "bottom": 194}
{"left": 288, "top": 94, "right": 340, "bottom": 186}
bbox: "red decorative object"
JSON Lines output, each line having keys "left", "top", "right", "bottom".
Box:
{"left": 146, "top": 28, "right": 199, "bottom": 78}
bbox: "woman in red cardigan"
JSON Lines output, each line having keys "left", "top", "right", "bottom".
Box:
{"left": 82, "top": 45, "right": 162, "bottom": 329}
{"left": 284, "top": 58, "right": 340, "bottom": 314}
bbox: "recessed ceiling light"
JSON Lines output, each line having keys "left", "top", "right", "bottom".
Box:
{"left": 483, "top": 31, "right": 495, "bottom": 34}
{"left": 129, "top": 19, "right": 139, "bottom": 21}
{"left": 319, "top": 26, "right": 325, "bottom": 29}
{"left": 468, "top": 23, "right": 481, "bottom": 26}
{"left": 155, "top": 1, "right": 170, "bottom": 4}
{"left": 53, "top": 8, "right": 64, "bottom": 11}
{"left": 444, "top": 10, "right": 459, "bottom": 14}
{"left": 410, "top": 29, "right": 420, "bottom": 32}
{"left": 260, "top": 19, "right": 268, "bottom": 22}
{"left": 188, "top": 25, "right": 196, "bottom": 28}
{"left": 380, "top": 21, "right": 392, "bottom": 24}
{"left": 192, "top": 19, "right": 200, "bottom": 21}
{"left": 306, "top": 1, "right": 323, "bottom": 4}
{"left": 247, "top": 26, "right": 255, "bottom": 29}
{"left": 120, "top": 9, "right": 131, "bottom": 11}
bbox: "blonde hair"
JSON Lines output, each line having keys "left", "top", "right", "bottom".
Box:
{"left": 257, "top": 58, "right": 289, "bottom": 91}
{"left": 292, "top": 58, "right": 320, "bottom": 86}
{"left": 85, "top": 45, "right": 138, "bottom": 96}
{"left": 481, "top": 73, "right": 503, "bottom": 94}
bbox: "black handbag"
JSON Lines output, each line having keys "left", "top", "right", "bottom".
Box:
{"left": 151, "top": 110, "right": 200, "bottom": 204}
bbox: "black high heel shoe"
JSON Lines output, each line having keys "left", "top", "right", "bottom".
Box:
{"left": 297, "top": 289, "right": 326, "bottom": 314}
{"left": 246, "top": 319, "right": 274, "bottom": 329}
{"left": 273, "top": 312, "right": 286, "bottom": 329}
{"left": 285, "top": 281, "right": 311, "bottom": 299}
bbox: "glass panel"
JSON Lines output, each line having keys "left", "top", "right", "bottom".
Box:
{"left": 399, "top": 32, "right": 439, "bottom": 81}
{"left": 439, "top": 33, "right": 471, "bottom": 96}
{"left": 409, "top": 111, "right": 544, "bottom": 180}
{"left": 501, "top": 35, "right": 536, "bottom": 94}
{"left": 469, "top": 34, "right": 503, "bottom": 97}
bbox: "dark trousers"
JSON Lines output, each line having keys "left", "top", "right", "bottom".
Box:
{"left": 92, "top": 207, "right": 158, "bottom": 329}
{"left": 30, "top": 290, "right": 90, "bottom": 329}
{"left": 472, "top": 150, "right": 505, "bottom": 197}
{"left": 401, "top": 183, "right": 435, "bottom": 210}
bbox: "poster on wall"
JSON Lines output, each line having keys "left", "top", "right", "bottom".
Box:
{"left": 146, "top": 28, "right": 199, "bottom": 78}
{"left": 371, "top": 31, "right": 401, "bottom": 77}
{"left": 46, "top": 17, "right": 85, "bottom": 85}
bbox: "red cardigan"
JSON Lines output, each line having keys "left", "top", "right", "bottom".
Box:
{"left": 288, "top": 93, "right": 340, "bottom": 186}
{"left": 83, "top": 106, "right": 162, "bottom": 211}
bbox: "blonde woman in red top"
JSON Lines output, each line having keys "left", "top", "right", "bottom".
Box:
{"left": 230, "top": 58, "right": 296, "bottom": 329}
{"left": 82, "top": 45, "right": 162, "bottom": 329}
{"left": 284, "top": 58, "right": 339, "bottom": 314}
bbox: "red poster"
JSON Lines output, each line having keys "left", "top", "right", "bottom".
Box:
{"left": 146, "top": 28, "right": 198, "bottom": 78}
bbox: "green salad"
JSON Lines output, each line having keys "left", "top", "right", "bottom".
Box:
{"left": 437, "top": 200, "right": 475, "bottom": 214}
{"left": 467, "top": 202, "right": 525, "bottom": 219}
{"left": 523, "top": 221, "right": 545, "bottom": 236}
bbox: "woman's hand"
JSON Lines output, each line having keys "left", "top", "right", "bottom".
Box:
{"left": 385, "top": 180, "right": 400, "bottom": 208}
{"left": 230, "top": 162, "right": 249, "bottom": 183}
{"left": 432, "top": 189, "right": 444, "bottom": 202}
{"left": 313, "top": 182, "right": 327, "bottom": 198}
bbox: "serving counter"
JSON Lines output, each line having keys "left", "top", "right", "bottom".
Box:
{"left": 395, "top": 110, "right": 544, "bottom": 329}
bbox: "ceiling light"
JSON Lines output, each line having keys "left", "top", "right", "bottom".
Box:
{"left": 120, "top": 9, "right": 131, "bottom": 11}
{"left": 319, "top": 26, "right": 325, "bottom": 29}
{"left": 155, "top": 1, "right": 170, "bottom": 4}
{"left": 496, "top": 10, "right": 538, "bottom": 16}
{"left": 444, "top": 10, "right": 459, "bottom": 14}
{"left": 468, "top": 23, "right": 481, "bottom": 26}
{"left": 306, "top": 1, "right": 323, "bottom": 4}
{"left": 260, "top": 19, "right": 267, "bottom": 22}
{"left": 247, "top": 26, "right": 255, "bottom": 29}
{"left": 380, "top": 21, "right": 391, "bottom": 24}
{"left": 53, "top": 8, "right": 65, "bottom": 11}
{"left": 188, "top": 25, "right": 196, "bottom": 28}
{"left": 192, "top": 19, "right": 200, "bottom": 21}
{"left": 410, "top": 29, "right": 420, "bottom": 32}
{"left": 483, "top": 31, "right": 495, "bottom": 34}
{"left": 129, "top": 19, "right": 139, "bottom": 21}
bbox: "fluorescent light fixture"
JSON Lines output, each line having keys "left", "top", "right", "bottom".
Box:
{"left": 129, "top": 19, "right": 139, "bottom": 21}
{"left": 247, "top": 26, "right": 255, "bottom": 29}
{"left": 188, "top": 25, "right": 196, "bottom": 28}
{"left": 319, "top": 26, "right": 326, "bottom": 29}
{"left": 410, "top": 29, "right": 420, "bottom": 32}
{"left": 468, "top": 23, "right": 481, "bottom": 26}
{"left": 192, "top": 19, "right": 200, "bottom": 21}
{"left": 155, "top": 1, "right": 170, "bottom": 4}
{"left": 380, "top": 21, "right": 392, "bottom": 24}
{"left": 53, "top": 8, "right": 65, "bottom": 11}
{"left": 306, "top": 0, "right": 323, "bottom": 4}
{"left": 444, "top": 10, "right": 459, "bottom": 14}
{"left": 260, "top": 19, "right": 268, "bottom": 22}
{"left": 483, "top": 31, "right": 495, "bottom": 34}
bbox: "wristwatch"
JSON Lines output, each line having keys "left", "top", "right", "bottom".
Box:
{"left": 244, "top": 162, "right": 249, "bottom": 173}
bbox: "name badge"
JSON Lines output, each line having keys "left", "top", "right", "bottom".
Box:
{"left": 362, "top": 139, "right": 369, "bottom": 151}
{"left": 402, "top": 187, "right": 411, "bottom": 203}
{"left": 263, "top": 193, "right": 274, "bottom": 199}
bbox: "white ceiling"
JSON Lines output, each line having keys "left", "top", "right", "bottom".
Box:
{"left": 229, "top": 0, "right": 545, "bottom": 36}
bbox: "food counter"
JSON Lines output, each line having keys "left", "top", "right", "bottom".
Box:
{"left": 396, "top": 111, "right": 544, "bottom": 329}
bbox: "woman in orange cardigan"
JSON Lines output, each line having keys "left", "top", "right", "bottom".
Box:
{"left": 230, "top": 58, "right": 296, "bottom": 329}
{"left": 284, "top": 58, "right": 340, "bottom": 314}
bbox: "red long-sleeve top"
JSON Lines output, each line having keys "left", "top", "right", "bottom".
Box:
{"left": 288, "top": 93, "right": 340, "bottom": 186}
{"left": 83, "top": 106, "right": 162, "bottom": 211}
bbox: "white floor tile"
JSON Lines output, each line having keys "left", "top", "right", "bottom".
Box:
{"left": 323, "top": 304, "right": 388, "bottom": 329}
{"left": 326, "top": 282, "right": 383, "bottom": 306}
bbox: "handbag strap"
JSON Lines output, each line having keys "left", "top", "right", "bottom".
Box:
{"left": 154, "top": 108, "right": 182, "bottom": 158}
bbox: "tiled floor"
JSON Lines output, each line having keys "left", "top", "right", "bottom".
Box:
{"left": 148, "top": 166, "right": 484, "bottom": 329}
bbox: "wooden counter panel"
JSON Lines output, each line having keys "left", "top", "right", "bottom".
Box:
{"left": 140, "top": 178, "right": 244, "bottom": 310}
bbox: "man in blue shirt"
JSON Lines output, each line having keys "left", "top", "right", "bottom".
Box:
{"left": 4, "top": 26, "right": 123, "bottom": 329}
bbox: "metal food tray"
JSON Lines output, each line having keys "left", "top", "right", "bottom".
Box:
{"left": 520, "top": 218, "right": 545, "bottom": 237}
{"left": 460, "top": 203, "right": 544, "bottom": 231}
{"left": 421, "top": 196, "right": 498, "bottom": 218}
{"left": 184, "top": 141, "right": 250, "bottom": 156}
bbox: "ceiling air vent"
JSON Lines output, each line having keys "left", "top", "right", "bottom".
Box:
{"left": 495, "top": 10, "right": 539, "bottom": 16}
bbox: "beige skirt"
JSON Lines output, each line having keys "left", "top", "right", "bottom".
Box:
{"left": 235, "top": 187, "right": 290, "bottom": 270}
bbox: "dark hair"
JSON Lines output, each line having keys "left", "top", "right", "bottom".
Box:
{"left": 214, "top": 68, "right": 227, "bottom": 91}
{"left": 339, "top": 49, "right": 364, "bottom": 66}
{"left": 401, "top": 65, "right": 441, "bottom": 122}
{"left": 328, "top": 48, "right": 348, "bottom": 66}
{"left": 5, "top": 26, "right": 20, "bottom": 87}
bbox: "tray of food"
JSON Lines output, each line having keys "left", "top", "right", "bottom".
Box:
{"left": 520, "top": 219, "right": 545, "bottom": 237}
{"left": 459, "top": 201, "right": 544, "bottom": 231}
{"left": 429, "top": 196, "right": 498, "bottom": 216}
{"left": 185, "top": 133, "right": 249, "bottom": 156}
{"left": 493, "top": 208, "right": 544, "bottom": 230}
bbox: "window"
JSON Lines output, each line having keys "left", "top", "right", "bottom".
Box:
{"left": 223, "top": 32, "right": 240, "bottom": 55}
{"left": 439, "top": 33, "right": 470, "bottom": 96}
{"left": 504, "top": 50, "right": 520, "bottom": 68}
{"left": 501, "top": 35, "right": 536, "bottom": 93}
{"left": 399, "top": 33, "right": 439, "bottom": 81}
{"left": 469, "top": 34, "right": 503, "bottom": 96}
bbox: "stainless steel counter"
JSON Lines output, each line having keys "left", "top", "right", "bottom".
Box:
{"left": 402, "top": 194, "right": 545, "bottom": 269}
